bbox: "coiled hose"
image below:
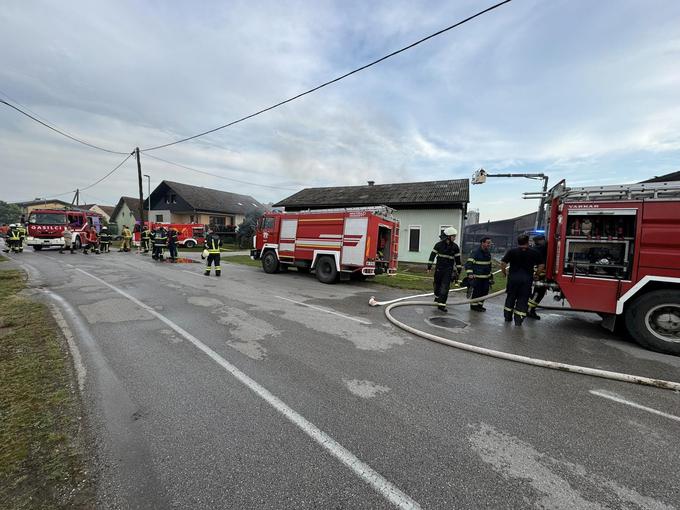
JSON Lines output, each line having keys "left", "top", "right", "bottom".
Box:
{"left": 369, "top": 271, "right": 680, "bottom": 391}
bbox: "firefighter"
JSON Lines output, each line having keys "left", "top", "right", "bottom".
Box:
{"left": 82, "top": 226, "right": 100, "bottom": 254}
{"left": 152, "top": 226, "right": 167, "bottom": 260}
{"left": 465, "top": 236, "right": 494, "bottom": 312}
{"left": 528, "top": 234, "right": 548, "bottom": 319}
{"left": 500, "top": 235, "right": 544, "bottom": 326}
{"left": 60, "top": 226, "right": 75, "bottom": 254}
{"left": 119, "top": 225, "right": 132, "bottom": 252}
{"left": 204, "top": 228, "right": 222, "bottom": 276}
{"left": 167, "top": 228, "right": 179, "bottom": 262}
{"left": 99, "top": 226, "right": 111, "bottom": 253}
{"left": 5, "top": 224, "right": 21, "bottom": 253}
{"left": 141, "top": 225, "right": 151, "bottom": 254}
{"left": 426, "top": 227, "right": 462, "bottom": 312}
{"left": 17, "top": 222, "right": 26, "bottom": 252}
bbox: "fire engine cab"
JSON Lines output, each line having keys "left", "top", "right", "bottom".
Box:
{"left": 251, "top": 207, "right": 399, "bottom": 283}
{"left": 539, "top": 180, "right": 680, "bottom": 355}
{"left": 26, "top": 208, "right": 102, "bottom": 250}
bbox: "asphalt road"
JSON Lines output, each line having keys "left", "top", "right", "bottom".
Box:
{"left": 5, "top": 246, "right": 680, "bottom": 509}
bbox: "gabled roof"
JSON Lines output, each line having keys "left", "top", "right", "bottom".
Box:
{"left": 93, "top": 205, "right": 115, "bottom": 217}
{"left": 13, "top": 198, "right": 72, "bottom": 207}
{"left": 111, "top": 196, "right": 142, "bottom": 222}
{"left": 161, "top": 180, "right": 264, "bottom": 214}
{"left": 642, "top": 170, "right": 680, "bottom": 183}
{"left": 274, "top": 179, "right": 469, "bottom": 209}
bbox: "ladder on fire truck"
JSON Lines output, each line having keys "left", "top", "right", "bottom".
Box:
{"left": 525, "top": 180, "right": 680, "bottom": 202}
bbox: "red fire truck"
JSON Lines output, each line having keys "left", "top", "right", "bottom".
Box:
{"left": 538, "top": 180, "right": 680, "bottom": 354}
{"left": 26, "top": 208, "right": 103, "bottom": 250}
{"left": 251, "top": 207, "right": 399, "bottom": 283}
{"left": 132, "top": 222, "right": 206, "bottom": 248}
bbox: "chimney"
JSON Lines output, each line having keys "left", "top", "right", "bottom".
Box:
{"left": 367, "top": 180, "right": 375, "bottom": 186}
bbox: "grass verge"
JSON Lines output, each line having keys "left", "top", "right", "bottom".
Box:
{"left": 0, "top": 269, "right": 92, "bottom": 509}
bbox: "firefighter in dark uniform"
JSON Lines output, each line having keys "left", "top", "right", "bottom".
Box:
{"left": 527, "top": 234, "right": 548, "bottom": 319}
{"left": 427, "top": 227, "right": 462, "bottom": 312}
{"left": 204, "top": 228, "right": 222, "bottom": 276}
{"left": 501, "top": 235, "right": 544, "bottom": 325}
{"left": 465, "top": 236, "right": 493, "bottom": 312}
{"left": 152, "top": 226, "right": 167, "bottom": 260}
{"left": 99, "top": 226, "right": 112, "bottom": 253}
{"left": 167, "top": 228, "right": 179, "bottom": 262}
{"left": 141, "top": 225, "right": 151, "bottom": 254}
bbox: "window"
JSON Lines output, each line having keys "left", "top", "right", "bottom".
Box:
{"left": 263, "top": 217, "right": 275, "bottom": 230}
{"left": 209, "top": 216, "right": 226, "bottom": 226}
{"left": 155, "top": 214, "right": 163, "bottom": 222}
{"left": 171, "top": 194, "right": 177, "bottom": 204}
{"left": 28, "top": 212, "right": 67, "bottom": 225}
{"left": 189, "top": 215, "right": 195, "bottom": 223}
{"left": 408, "top": 226, "right": 421, "bottom": 252}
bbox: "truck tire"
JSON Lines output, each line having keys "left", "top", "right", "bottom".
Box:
{"left": 315, "top": 256, "right": 338, "bottom": 284}
{"left": 74, "top": 236, "right": 81, "bottom": 250}
{"left": 33, "top": 245, "right": 42, "bottom": 251}
{"left": 624, "top": 290, "right": 680, "bottom": 355}
{"left": 184, "top": 240, "right": 196, "bottom": 248}
{"left": 262, "top": 250, "right": 280, "bottom": 274}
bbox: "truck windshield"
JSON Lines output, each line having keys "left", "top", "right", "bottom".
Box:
{"left": 28, "top": 213, "right": 67, "bottom": 225}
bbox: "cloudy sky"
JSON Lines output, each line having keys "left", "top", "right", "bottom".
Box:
{"left": 1, "top": 0, "right": 679, "bottom": 221}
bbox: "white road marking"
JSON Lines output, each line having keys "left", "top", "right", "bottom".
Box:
{"left": 275, "top": 295, "right": 372, "bottom": 325}
{"left": 590, "top": 390, "right": 680, "bottom": 423}
{"left": 47, "top": 300, "right": 87, "bottom": 392}
{"left": 74, "top": 268, "right": 418, "bottom": 509}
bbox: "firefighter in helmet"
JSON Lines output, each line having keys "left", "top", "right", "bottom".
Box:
{"left": 203, "top": 228, "right": 222, "bottom": 276}
{"left": 427, "top": 227, "right": 462, "bottom": 312}
{"left": 152, "top": 226, "right": 167, "bottom": 260}
{"left": 4, "top": 224, "right": 21, "bottom": 253}
{"left": 167, "top": 228, "right": 179, "bottom": 262}
{"left": 141, "top": 224, "right": 151, "bottom": 254}
{"left": 16, "top": 222, "right": 26, "bottom": 252}
{"left": 99, "top": 226, "right": 112, "bottom": 253}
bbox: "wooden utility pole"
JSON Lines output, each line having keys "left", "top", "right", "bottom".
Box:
{"left": 135, "top": 147, "right": 146, "bottom": 224}
{"left": 71, "top": 189, "right": 80, "bottom": 207}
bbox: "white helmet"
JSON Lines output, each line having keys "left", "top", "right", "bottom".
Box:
{"left": 9, "top": 224, "right": 16, "bottom": 228}
{"left": 443, "top": 227, "right": 458, "bottom": 236}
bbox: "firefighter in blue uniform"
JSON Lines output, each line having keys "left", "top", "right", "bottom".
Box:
{"left": 168, "top": 228, "right": 179, "bottom": 262}
{"left": 527, "top": 234, "right": 548, "bottom": 319}
{"left": 501, "top": 235, "right": 544, "bottom": 326}
{"left": 152, "top": 226, "right": 168, "bottom": 260}
{"left": 465, "top": 236, "right": 493, "bottom": 312}
{"left": 204, "top": 228, "right": 222, "bottom": 276}
{"left": 427, "top": 227, "right": 462, "bottom": 312}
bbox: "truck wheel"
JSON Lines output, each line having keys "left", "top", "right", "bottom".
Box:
{"left": 33, "top": 245, "right": 42, "bottom": 251}
{"left": 315, "top": 256, "right": 338, "bottom": 284}
{"left": 74, "top": 236, "right": 82, "bottom": 250}
{"left": 625, "top": 290, "right": 680, "bottom": 355}
{"left": 262, "top": 250, "right": 280, "bottom": 274}
{"left": 185, "top": 240, "right": 196, "bottom": 248}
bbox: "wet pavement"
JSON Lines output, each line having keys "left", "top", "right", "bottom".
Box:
{"left": 3, "top": 245, "right": 680, "bottom": 509}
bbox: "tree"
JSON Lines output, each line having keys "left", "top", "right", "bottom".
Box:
{"left": 0, "top": 201, "right": 21, "bottom": 225}
{"left": 237, "top": 209, "right": 264, "bottom": 248}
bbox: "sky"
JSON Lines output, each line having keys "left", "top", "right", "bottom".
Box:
{"left": 1, "top": 0, "right": 679, "bottom": 221}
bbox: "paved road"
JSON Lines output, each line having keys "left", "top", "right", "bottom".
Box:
{"left": 6, "top": 247, "right": 680, "bottom": 509}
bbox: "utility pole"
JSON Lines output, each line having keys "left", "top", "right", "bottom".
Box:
{"left": 135, "top": 147, "right": 146, "bottom": 224}
{"left": 71, "top": 189, "right": 80, "bottom": 207}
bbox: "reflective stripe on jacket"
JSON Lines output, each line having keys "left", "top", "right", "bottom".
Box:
{"left": 465, "top": 247, "right": 492, "bottom": 277}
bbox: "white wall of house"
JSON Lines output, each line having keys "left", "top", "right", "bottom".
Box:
{"left": 394, "top": 208, "right": 463, "bottom": 263}
{"left": 89, "top": 205, "right": 111, "bottom": 222}
{"left": 111, "top": 203, "right": 139, "bottom": 227}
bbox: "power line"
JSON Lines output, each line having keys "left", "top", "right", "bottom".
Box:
{"left": 144, "top": 153, "right": 299, "bottom": 191}
{"left": 79, "top": 152, "right": 135, "bottom": 191}
{"left": 141, "top": 0, "right": 512, "bottom": 152}
{"left": 0, "top": 98, "right": 130, "bottom": 155}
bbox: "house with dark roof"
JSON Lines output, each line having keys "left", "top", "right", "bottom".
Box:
{"left": 88, "top": 204, "right": 115, "bottom": 222}
{"left": 13, "top": 198, "right": 73, "bottom": 216}
{"left": 274, "top": 179, "right": 470, "bottom": 263}
{"left": 641, "top": 170, "right": 680, "bottom": 183}
{"left": 147, "top": 181, "right": 264, "bottom": 227}
{"left": 110, "top": 197, "right": 142, "bottom": 231}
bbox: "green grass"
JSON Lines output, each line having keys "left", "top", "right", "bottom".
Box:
{"left": 224, "top": 256, "right": 508, "bottom": 292}
{"left": 0, "top": 269, "right": 92, "bottom": 509}
{"left": 0, "top": 254, "right": 7, "bottom": 262}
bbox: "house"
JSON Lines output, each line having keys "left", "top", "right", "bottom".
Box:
{"left": 273, "top": 179, "right": 470, "bottom": 263}
{"left": 147, "top": 180, "right": 264, "bottom": 227}
{"left": 13, "top": 198, "right": 73, "bottom": 216}
{"left": 88, "top": 205, "right": 115, "bottom": 222}
{"left": 463, "top": 211, "right": 537, "bottom": 254}
{"left": 110, "top": 197, "right": 142, "bottom": 230}
{"left": 641, "top": 170, "right": 680, "bottom": 183}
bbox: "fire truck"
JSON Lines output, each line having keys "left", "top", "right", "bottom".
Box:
{"left": 251, "top": 207, "right": 399, "bottom": 283}
{"left": 132, "top": 222, "right": 206, "bottom": 248}
{"left": 26, "top": 208, "right": 103, "bottom": 250}
{"left": 536, "top": 180, "right": 680, "bottom": 355}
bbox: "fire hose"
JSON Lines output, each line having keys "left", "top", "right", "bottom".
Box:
{"left": 369, "top": 270, "right": 680, "bottom": 392}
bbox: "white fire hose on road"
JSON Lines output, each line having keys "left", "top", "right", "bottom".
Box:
{"left": 369, "top": 270, "right": 680, "bottom": 392}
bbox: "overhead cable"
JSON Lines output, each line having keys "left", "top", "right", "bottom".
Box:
{"left": 79, "top": 152, "right": 135, "bottom": 191}
{"left": 144, "top": 153, "right": 299, "bottom": 190}
{"left": 0, "top": 99, "right": 130, "bottom": 155}
{"left": 141, "top": 0, "right": 512, "bottom": 152}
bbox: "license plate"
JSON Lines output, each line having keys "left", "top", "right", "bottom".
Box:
{"left": 43, "top": 240, "right": 50, "bottom": 244}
